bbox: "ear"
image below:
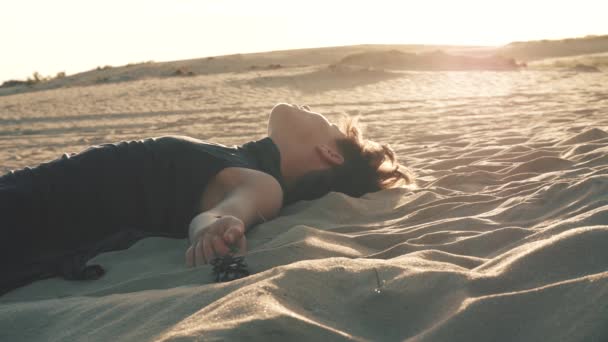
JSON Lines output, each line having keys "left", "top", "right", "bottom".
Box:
{"left": 316, "top": 144, "right": 344, "bottom": 166}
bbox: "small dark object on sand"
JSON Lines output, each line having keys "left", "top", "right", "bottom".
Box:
{"left": 211, "top": 255, "right": 250, "bottom": 282}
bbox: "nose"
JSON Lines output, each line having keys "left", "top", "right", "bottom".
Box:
{"left": 289, "top": 104, "right": 311, "bottom": 112}
{"left": 287, "top": 103, "right": 331, "bottom": 125}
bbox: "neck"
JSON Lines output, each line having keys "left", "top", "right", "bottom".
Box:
{"left": 278, "top": 149, "right": 309, "bottom": 192}
{"left": 272, "top": 139, "right": 320, "bottom": 193}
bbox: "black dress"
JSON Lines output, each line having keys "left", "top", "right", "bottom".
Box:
{"left": 0, "top": 135, "right": 285, "bottom": 294}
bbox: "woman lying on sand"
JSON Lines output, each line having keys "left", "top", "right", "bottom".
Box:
{"left": 0, "top": 103, "right": 413, "bottom": 294}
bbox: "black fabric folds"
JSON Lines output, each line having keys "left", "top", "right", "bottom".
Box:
{"left": 0, "top": 135, "right": 284, "bottom": 295}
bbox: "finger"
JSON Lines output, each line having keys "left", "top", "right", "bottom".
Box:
{"left": 195, "top": 240, "right": 206, "bottom": 266}
{"left": 185, "top": 246, "right": 194, "bottom": 267}
{"left": 203, "top": 235, "right": 215, "bottom": 264}
{"left": 235, "top": 235, "right": 247, "bottom": 256}
{"left": 211, "top": 235, "right": 230, "bottom": 257}
{"left": 223, "top": 223, "right": 245, "bottom": 245}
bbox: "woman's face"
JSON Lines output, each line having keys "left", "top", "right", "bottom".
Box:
{"left": 267, "top": 103, "right": 345, "bottom": 143}
{"left": 268, "top": 103, "right": 347, "bottom": 181}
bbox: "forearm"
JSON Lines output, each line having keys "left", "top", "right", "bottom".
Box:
{"left": 188, "top": 191, "right": 280, "bottom": 242}
{"left": 186, "top": 173, "right": 282, "bottom": 266}
{"left": 188, "top": 212, "right": 222, "bottom": 243}
{"left": 188, "top": 173, "right": 283, "bottom": 244}
{"left": 188, "top": 207, "right": 270, "bottom": 243}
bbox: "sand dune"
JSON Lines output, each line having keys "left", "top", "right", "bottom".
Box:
{"left": 337, "top": 50, "right": 521, "bottom": 71}
{"left": 0, "top": 61, "right": 607, "bottom": 341}
{"left": 502, "top": 35, "right": 608, "bottom": 61}
{"left": 4, "top": 35, "right": 607, "bottom": 98}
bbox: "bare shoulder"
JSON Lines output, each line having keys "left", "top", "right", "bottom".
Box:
{"left": 215, "top": 167, "right": 282, "bottom": 188}
{"left": 200, "top": 167, "right": 283, "bottom": 212}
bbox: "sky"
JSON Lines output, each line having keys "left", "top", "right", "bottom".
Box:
{"left": 1, "top": 0, "right": 607, "bottom": 82}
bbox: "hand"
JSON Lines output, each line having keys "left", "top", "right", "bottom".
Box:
{"left": 185, "top": 215, "right": 247, "bottom": 267}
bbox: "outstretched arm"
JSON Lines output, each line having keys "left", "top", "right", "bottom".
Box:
{"left": 186, "top": 170, "right": 283, "bottom": 266}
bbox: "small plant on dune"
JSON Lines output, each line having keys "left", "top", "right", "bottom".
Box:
{"left": 173, "top": 67, "right": 195, "bottom": 77}
{"left": 2, "top": 71, "right": 67, "bottom": 88}
{"left": 27, "top": 71, "right": 44, "bottom": 84}
{"left": 0, "top": 80, "right": 28, "bottom": 88}
{"left": 25, "top": 71, "right": 52, "bottom": 86}
{"left": 126, "top": 60, "right": 154, "bottom": 67}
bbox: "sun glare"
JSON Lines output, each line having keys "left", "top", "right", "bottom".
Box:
{"left": 0, "top": 0, "right": 606, "bottom": 81}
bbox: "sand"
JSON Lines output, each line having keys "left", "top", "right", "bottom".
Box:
{"left": 1, "top": 61, "right": 607, "bottom": 341}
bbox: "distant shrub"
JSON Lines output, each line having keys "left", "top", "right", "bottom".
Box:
{"left": 2, "top": 70, "right": 67, "bottom": 89}
{"left": 126, "top": 60, "right": 154, "bottom": 67}
{"left": 173, "top": 67, "right": 195, "bottom": 76}
{"left": 31, "top": 71, "right": 45, "bottom": 82}
{"left": 0, "top": 80, "right": 28, "bottom": 88}
{"left": 24, "top": 71, "right": 52, "bottom": 86}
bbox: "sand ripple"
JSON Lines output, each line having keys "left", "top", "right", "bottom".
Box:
{"left": 1, "top": 70, "right": 607, "bottom": 341}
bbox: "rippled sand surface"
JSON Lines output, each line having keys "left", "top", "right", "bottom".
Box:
{"left": 1, "top": 68, "right": 607, "bottom": 341}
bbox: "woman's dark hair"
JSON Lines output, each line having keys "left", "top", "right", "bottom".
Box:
{"left": 284, "top": 115, "right": 415, "bottom": 205}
